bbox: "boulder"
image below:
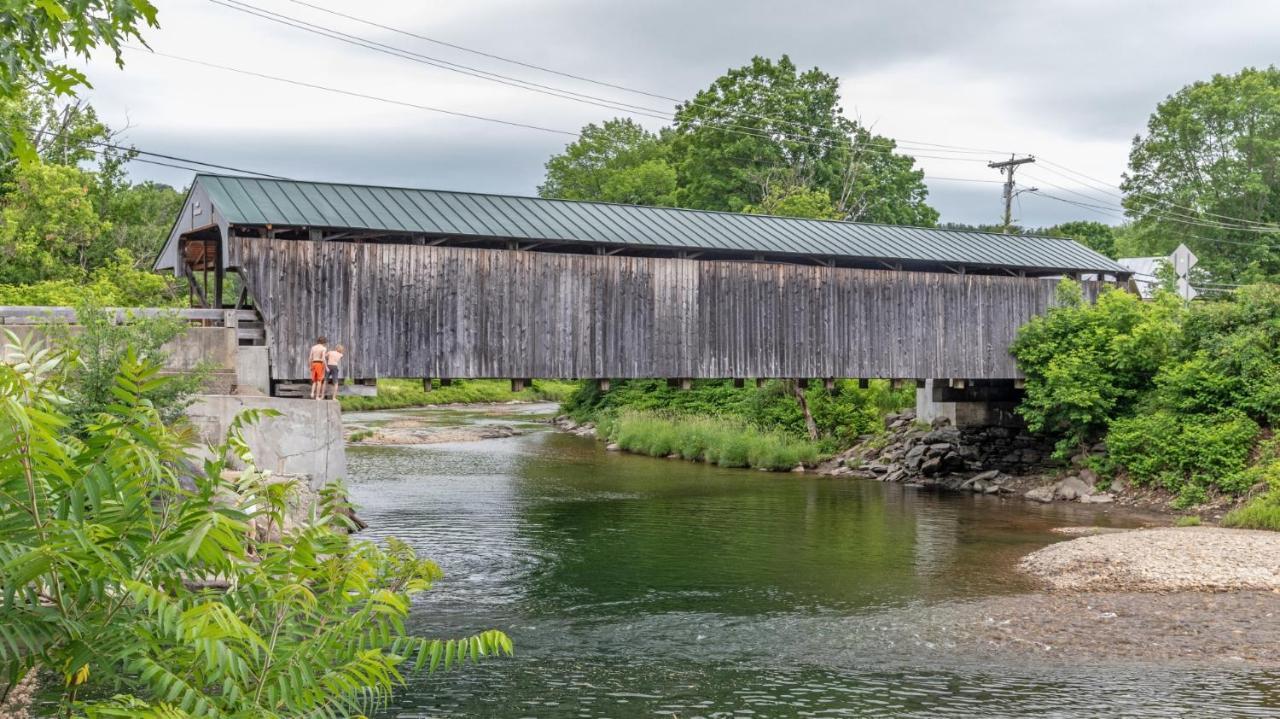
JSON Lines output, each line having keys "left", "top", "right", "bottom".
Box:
{"left": 1055, "top": 476, "right": 1092, "bottom": 500}
{"left": 1079, "top": 468, "right": 1099, "bottom": 487}
{"left": 791, "top": 464, "right": 806, "bottom": 473}
{"left": 606, "top": 443, "right": 621, "bottom": 451}
{"left": 920, "top": 457, "right": 943, "bottom": 476}
{"left": 970, "top": 469, "right": 1001, "bottom": 483}
{"left": 1080, "top": 492, "right": 1115, "bottom": 504}
{"left": 1025, "top": 486, "right": 1056, "bottom": 503}
{"left": 905, "top": 444, "right": 927, "bottom": 461}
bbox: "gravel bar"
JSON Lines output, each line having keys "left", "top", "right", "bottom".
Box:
{"left": 1020, "top": 526, "right": 1280, "bottom": 591}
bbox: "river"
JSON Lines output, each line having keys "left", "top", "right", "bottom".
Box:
{"left": 345, "top": 405, "right": 1280, "bottom": 718}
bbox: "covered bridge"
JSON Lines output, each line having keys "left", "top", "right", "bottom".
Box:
{"left": 155, "top": 174, "right": 1127, "bottom": 389}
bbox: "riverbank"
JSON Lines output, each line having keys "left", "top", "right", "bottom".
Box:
{"left": 338, "top": 378, "right": 577, "bottom": 412}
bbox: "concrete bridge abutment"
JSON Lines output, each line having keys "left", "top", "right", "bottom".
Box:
{"left": 915, "top": 379, "right": 1025, "bottom": 428}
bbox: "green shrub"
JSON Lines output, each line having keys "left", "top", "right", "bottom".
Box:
{"left": 0, "top": 338, "right": 510, "bottom": 716}
{"left": 339, "top": 378, "right": 579, "bottom": 411}
{"left": 0, "top": 249, "right": 179, "bottom": 307}
{"left": 607, "top": 410, "right": 821, "bottom": 471}
{"left": 1107, "top": 409, "right": 1259, "bottom": 494}
{"left": 1175, "top": 515, "right": 1202, "bottom": 527}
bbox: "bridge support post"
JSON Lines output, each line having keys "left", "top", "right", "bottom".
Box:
{"left": 916, "top": 379, "right": 1024, "bottom": 428}
{"left": 422, "top": 378, "right": 432, "bottom": 392}
{"left": 823, "top": 378, "right": 836, "bottom": 392}
{"left": 755, "top": 377, "right": 767, "bottom": 388}
{"left": 597, "top": 379, "right": 611, "bottom": 392}
{"left": 440, "top": 378, "right": 453, "bottom": 387}
{"left": 733, "top": 378, "right": 745, "bottom": 389}
{"left": 858, "top": 378, "right": 870, "bottom": 389}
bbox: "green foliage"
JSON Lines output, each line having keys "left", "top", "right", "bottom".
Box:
{"left": 539, "top": 56, "right": 937, "bottom": 226}
{"left": 1174, "top": 515, "right": 1202, "bottom": 527}
{"left": 0, "top": 0, "right": 158, "bottom": 99}
{"left": 603, "top": 410, "right": 821, "bottom": 470}
{"left": 562, "top": 378, "right": 911, "bottom": 448}
{"left": 0, "top": 336, "right": 510, "bottom": 716}
{"left": 339, "top": 378, "right": 579, "bottom": 412}
{"left": 0, "top": 159, "right": 110, "bottom": 283}
{"left": 1013, "top": 279, "right": 1280, "bottom": 505}
{"left": 38, "top": 298, "right": 205, "bottom": 430}
{"left": 744, "top": 184, "right": 842, "bottom": 220}
{"left": 1011, "top": 281, "right": 1184, "bottom": 456}
{"left": 538, "top": 119, "right": 676, "bottom": 206}
{"left": 1042, "top": 220, "right": 1118, "bottom": 259}
{"left": 1122, "top": 66, "right": 1280, "bottom": 282}
{"left": 1107, "top": 410, "right": 1259, "bottom": 493}
{"left": 1222, "top": 458, "right": 1280, "bottom": 530}
{"left": 0, "top": 248, "right": 178, "bottom": 306}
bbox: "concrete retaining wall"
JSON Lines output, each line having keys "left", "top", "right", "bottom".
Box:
{"left": 185, "top": 395, "right": 346, "bottom": 489}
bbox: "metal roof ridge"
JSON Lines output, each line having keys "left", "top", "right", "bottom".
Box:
{"left": 190, "top": 173, "right": 1082, "bottom": 244}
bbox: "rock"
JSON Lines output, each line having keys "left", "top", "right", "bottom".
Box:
{"left": 1025, "top": 486, "right": 1056, "bottom": 503}
{"left": 1079, "top": 468, "right": 1099, "bottom": 487}
{"left": 791, "top": 464, "right": 806, "bottom": 473}
{"left": 983, "top": 482, "right": 1002, "bottom": 495}
{"left": 883, "top": 469, "right": 907, "bottom": 483}
{"left": 971, "top": 469, "right": 1001, "bottom": 483}
{"left": 1111, "top": 475, "right": 1128, "bottom": 493}
{"left": 928, "top": 442, "right": 953, "bottom": 454}
{"left": 920, "top": 457, "right": 943, "bottom": 476}
{"left": 905, "top": 444, "right": 927, "bottom": 461}
{"left": 1081, "top": 492, "right": 1115, "bottom": 504}
{"left": 923, "top": 428, "right": 961, "bottom": 444}
{"left": 1055, "top": 476, "right": 1092, "bottom": 501}
{"left": 605, "top": 443, "right": 621, "bottom": 451}
{"left": 666, "top": 453, "right": 680, "bottom": 459}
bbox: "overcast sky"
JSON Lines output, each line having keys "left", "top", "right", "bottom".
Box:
{"left": 78, "top": 0, "right": 1280, "bottom": 227}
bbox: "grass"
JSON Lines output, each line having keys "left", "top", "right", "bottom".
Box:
{"left": 1174, "top": 515, "right": 1202, "bottom": 527}
{"left": 601, "top": 409, "right": 823, "bottom": 471}
{"left": 1222, "top": 490, "right": 1280, "bottom": 531}
{"left": 338, "top": 378, "right": 579, "bottom": 412}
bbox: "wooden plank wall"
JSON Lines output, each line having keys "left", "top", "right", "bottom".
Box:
{"left": 234, "top": 237, "right": 1095, "bottom": 381}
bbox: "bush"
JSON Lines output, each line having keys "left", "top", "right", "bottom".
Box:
{"left": 561, "top": 378, "right": 912, "bottom": 447}
{"left": 606, "top": 410, "right": 821, "bottom": 470}
{"left": 339, "top": 378, "right": 579, "bottom": 411}
{"left": 1107, "top": 409, "right": 1259, "bottom": 493}
{"left": 1175, "top": 515, "right": 1202, "bottom": 527}
{"left": 0, "top": 249, "right": 179, "bottom": 307}
{"left": 0, "top": 340, "right": 510, "bottom": 716}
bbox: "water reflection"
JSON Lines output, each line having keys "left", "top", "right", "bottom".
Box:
{"left": 345, "top": 410, "right": 1279, "bottom": 718}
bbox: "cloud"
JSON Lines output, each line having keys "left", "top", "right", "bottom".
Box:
{"left": 80, "top": 0, "right": 1280, "bottom": 226}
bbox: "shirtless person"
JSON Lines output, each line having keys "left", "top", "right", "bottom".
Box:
{"left": 308, "top": 337, "right": 327, "bottom": 400}
{"left": 325, "top": 344, "right": 345, "bottom": 400}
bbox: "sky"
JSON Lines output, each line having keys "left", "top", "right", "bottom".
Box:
{"left": 78, "top": 0, "right": 1280, "bottom": 227}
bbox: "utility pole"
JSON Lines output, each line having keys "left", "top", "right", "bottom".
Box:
{"left": 988, "top": 155, "right": 1036, "bottom": 233}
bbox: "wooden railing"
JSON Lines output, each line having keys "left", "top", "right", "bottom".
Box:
{"left": 0, "top": 306, "right": 265, "bottom": 344}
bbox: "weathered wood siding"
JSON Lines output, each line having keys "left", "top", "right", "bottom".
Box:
{"left": 234, "top": 237, "right": 1092, "bottom": 381}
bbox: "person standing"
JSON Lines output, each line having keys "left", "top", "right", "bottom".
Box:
{"left": 308, "top": 337, "right": 328, "bottom": 400}
{"left": 325, "top": 344, "right": 345, "bottom": 400}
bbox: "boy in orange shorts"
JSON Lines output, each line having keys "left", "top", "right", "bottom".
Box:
{"left": 308, "top": 337, "right": 328, "bottom": 400}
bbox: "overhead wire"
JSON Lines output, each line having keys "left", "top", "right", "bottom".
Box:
{"left": 275, "top": 0, "right": 1017, "bottom": 157}
{"left": 205, "top": 0, "right": 1000, "bottom": 164}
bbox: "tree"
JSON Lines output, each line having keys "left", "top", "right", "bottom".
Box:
{"left": 743, "top": 184, "right": 841, "bottom": 220}
{"left": 0, "top": 338, "right": 510, "bottom": 716}
{"left": 1042, "top": 220, "right": 1118, "bottom": 258}
{"left": 0, "top": 0, "right": 158, "bottom": 99}
{"left": 539, "top": 119, "right": 676, "bottom": 206}
{"left": 670, "top": 55, "right": 937, "bottom": 225}
{"left": 0, "top": 160, "right": 110, "bottom": 283}
{"left": 1122, "top": 66, "right": 1280, "bottom": 281}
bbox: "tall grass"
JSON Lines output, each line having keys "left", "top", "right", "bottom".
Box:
{"left": 339, "top": 378, "right": 579, "bottom": 411}
{"left": 1221, "top": 459, "right": 1280, "bottom": 531}
{"left": 602, "top": 410, "right": 822, "bottom": 471}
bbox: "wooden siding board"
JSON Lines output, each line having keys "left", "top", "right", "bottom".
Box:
{"left": 241, "top": 239, "right": 1076, "bottom": 381}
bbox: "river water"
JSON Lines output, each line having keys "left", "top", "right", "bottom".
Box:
{"left": 346, "top": 405, "right": 1280, "bottom": 718}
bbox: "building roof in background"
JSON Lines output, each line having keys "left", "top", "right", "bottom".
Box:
{"left": 1117, "top": 256, "right": 1165, "bottom": 298}
{"left": 181, "top": 174, "right": 1129, "bottom": 275}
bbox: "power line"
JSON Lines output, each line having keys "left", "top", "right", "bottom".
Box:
{"left": 1030, "top": 191, "right": 1280, "bottom": 251}
{"left": 124, "top": 46, "right": 579, "bottom": 138}
{"left": 28, "top": 127, "right": 291, "bottom": 178}
{"left": 276, "top": 0, "right": 1018, "bottom": 158}
{"left": 207, "top": 0, "right": 1000, "bottom": 165}
{"left": 1036, "top": 157, "right": 1280, "bottom": 232}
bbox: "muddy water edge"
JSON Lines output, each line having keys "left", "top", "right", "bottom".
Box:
{"left": 342, "top": 404, "right": 1280, "bottom": 718}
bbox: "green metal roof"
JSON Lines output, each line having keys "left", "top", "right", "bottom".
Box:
{"left": 189, "top": 174, "right": 1127, "bottom": 274}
